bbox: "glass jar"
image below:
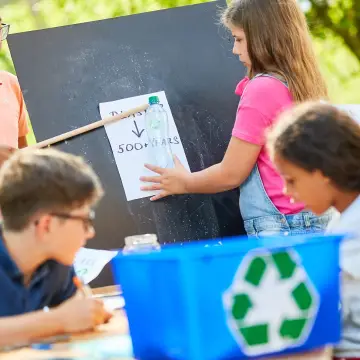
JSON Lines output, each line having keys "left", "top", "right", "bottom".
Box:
{"left": 123, "top": 233, "right": 161, "bottom": 254}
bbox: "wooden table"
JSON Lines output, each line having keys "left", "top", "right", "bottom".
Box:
{"left": 0, "top": 286, "right": 332, "bottom": 360}
{"left": 0, "top": 314, "right": 332, "bottom": 360}
{"left": 0, "top": 310, "right": 131, "bottom": 360}
{"left": 0, "top": 285, "right": 132, "bottom": 360}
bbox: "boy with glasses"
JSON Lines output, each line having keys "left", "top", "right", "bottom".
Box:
{"left": 0, "top": 18, "right": 29, "bottom": 149}
{"left": 0, "top": 148, "right": 113, "bottom": 345}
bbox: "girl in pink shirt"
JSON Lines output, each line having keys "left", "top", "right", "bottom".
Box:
{"left": 141, "top": 0, "right": 333, "bottom": 236}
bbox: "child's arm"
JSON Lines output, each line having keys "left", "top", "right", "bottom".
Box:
{"left": 0, "top": 296, "right": 113, "bottom": 347}
{"left": 141, "top": 137, "right": 261, "bottom": 201}
{"left": 140, "top": 77, "right": 282, "bottom": 201}
{"left": 9, "top": 74, "right": 29, "bottom": 149}
{"left": 0, "top": 308, "right": 64, "bottom": 347}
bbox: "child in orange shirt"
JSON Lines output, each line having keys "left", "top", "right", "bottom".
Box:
{"left": 0, "top": 19, "right": 29, "bottom": 148}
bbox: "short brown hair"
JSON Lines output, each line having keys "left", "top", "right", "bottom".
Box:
{"left": 267, "top": 102, "right": 360, "bottom": 191}
{"left": 221, "top": 0, "right": 328, "bottom": 102}
{"left": 0, "top": 148, "right": 104, "bottom": 231}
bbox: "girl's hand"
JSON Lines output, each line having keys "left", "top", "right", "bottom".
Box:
{"left": 140, "top": 156, "right": 191, "bottom": 201}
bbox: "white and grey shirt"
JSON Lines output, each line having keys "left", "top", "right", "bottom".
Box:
{"left": 326, "top": 196, "right": 360, "bottom": 358}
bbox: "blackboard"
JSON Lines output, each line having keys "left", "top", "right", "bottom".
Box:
{"left": 8, "top": 1, "right": 246, "bottom": 287}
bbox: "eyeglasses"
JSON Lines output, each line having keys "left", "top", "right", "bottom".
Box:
{"left": 0, "top": 24, "right": 10, "bottom": 41}
{"left": 50, "top": 210, "right": 95, "bottom": 232}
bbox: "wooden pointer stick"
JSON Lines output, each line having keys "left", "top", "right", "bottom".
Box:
{"left": 30, "top": 103, "right": 149, "bottom": 149}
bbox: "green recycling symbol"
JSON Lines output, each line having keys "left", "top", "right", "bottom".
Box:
{"left": 223, "top": 249, "right": 319, "bottom": 356}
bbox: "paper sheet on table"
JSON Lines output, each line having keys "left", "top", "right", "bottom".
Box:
{"left": 74, "top": 247, "right": 119, "bottom": 284}
{"left": 102, "top": 296, "right": 126, "bottom": 311}
{"left": 71, "top": 334, "right": 133, "bottom": 358}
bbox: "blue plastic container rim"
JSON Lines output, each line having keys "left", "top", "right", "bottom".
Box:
{"left": 114, "top": 233, "right": 345, "bottom": 262}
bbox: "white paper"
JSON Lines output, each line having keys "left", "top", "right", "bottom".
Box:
{"left": 99, "top": 91, "right": 190, "bottom": 201}
{"left": 74, "top": 247, "right": 118, "bottom": 284}
{"left": 102, "top": 296, "right": 125, "bottom": 311}
{"left": 336, "top": 104, "right": 360, "bottom": 123}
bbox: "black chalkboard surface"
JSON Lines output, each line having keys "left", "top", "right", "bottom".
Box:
{"left": 8, "top": 0, "right": 246, "bottom": 287}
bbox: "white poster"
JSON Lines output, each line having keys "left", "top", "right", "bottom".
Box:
{"left": 74, "top": 248, "right": 118, "bottom": 284}
{"left": 99, "top": 91, "right": 190, "bottom": 201}
{"left": 337, "top": 104, "right": 360, "bottom": 123}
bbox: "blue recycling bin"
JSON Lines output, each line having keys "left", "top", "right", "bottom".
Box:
{"left": 112, "top": 234, "right": 342, "bottom": 360}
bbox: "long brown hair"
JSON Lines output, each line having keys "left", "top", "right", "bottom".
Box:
{"left": 221, "top": 0, "right": 328, "bottom": 102}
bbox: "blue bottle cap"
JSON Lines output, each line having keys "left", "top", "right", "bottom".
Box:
{"left": 31, "top": 343, "right": 52, "bottom": 350}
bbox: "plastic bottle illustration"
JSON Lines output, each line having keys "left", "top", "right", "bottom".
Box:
{"left": 145, "top": 96, "right": 174, "bottom": 168}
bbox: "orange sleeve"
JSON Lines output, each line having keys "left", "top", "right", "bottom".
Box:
{"left": 10, "top": 74, "right": 29, "bottom": 137}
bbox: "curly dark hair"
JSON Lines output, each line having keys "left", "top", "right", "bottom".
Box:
{"left": 267, "top": 102, "right": 360, "bottom": 192}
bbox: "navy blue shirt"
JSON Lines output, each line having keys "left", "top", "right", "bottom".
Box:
{"left": 0, "top": 230, "right": 76, "bottom": 316}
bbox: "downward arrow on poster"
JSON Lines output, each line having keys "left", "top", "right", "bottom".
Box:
{"left": 132, "top": 120, "right": 144, "bottom": 138}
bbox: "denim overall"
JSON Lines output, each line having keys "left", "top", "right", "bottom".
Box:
{"left": 239, "top": 74, "right": 333, "bottom": 237}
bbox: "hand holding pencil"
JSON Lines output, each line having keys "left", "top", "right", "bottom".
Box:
{"left": 56, "top": 297, "right": 113, "bottom": 333}
{"left": 51, "top": 277, "right": 113, "bottom": 334}
{"left": 73, "top": 275, "right": 93, "bottom": 298}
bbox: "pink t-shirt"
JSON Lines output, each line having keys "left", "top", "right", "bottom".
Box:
{"left": 232, "top": 75, "right": 304, "bottom": 215}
